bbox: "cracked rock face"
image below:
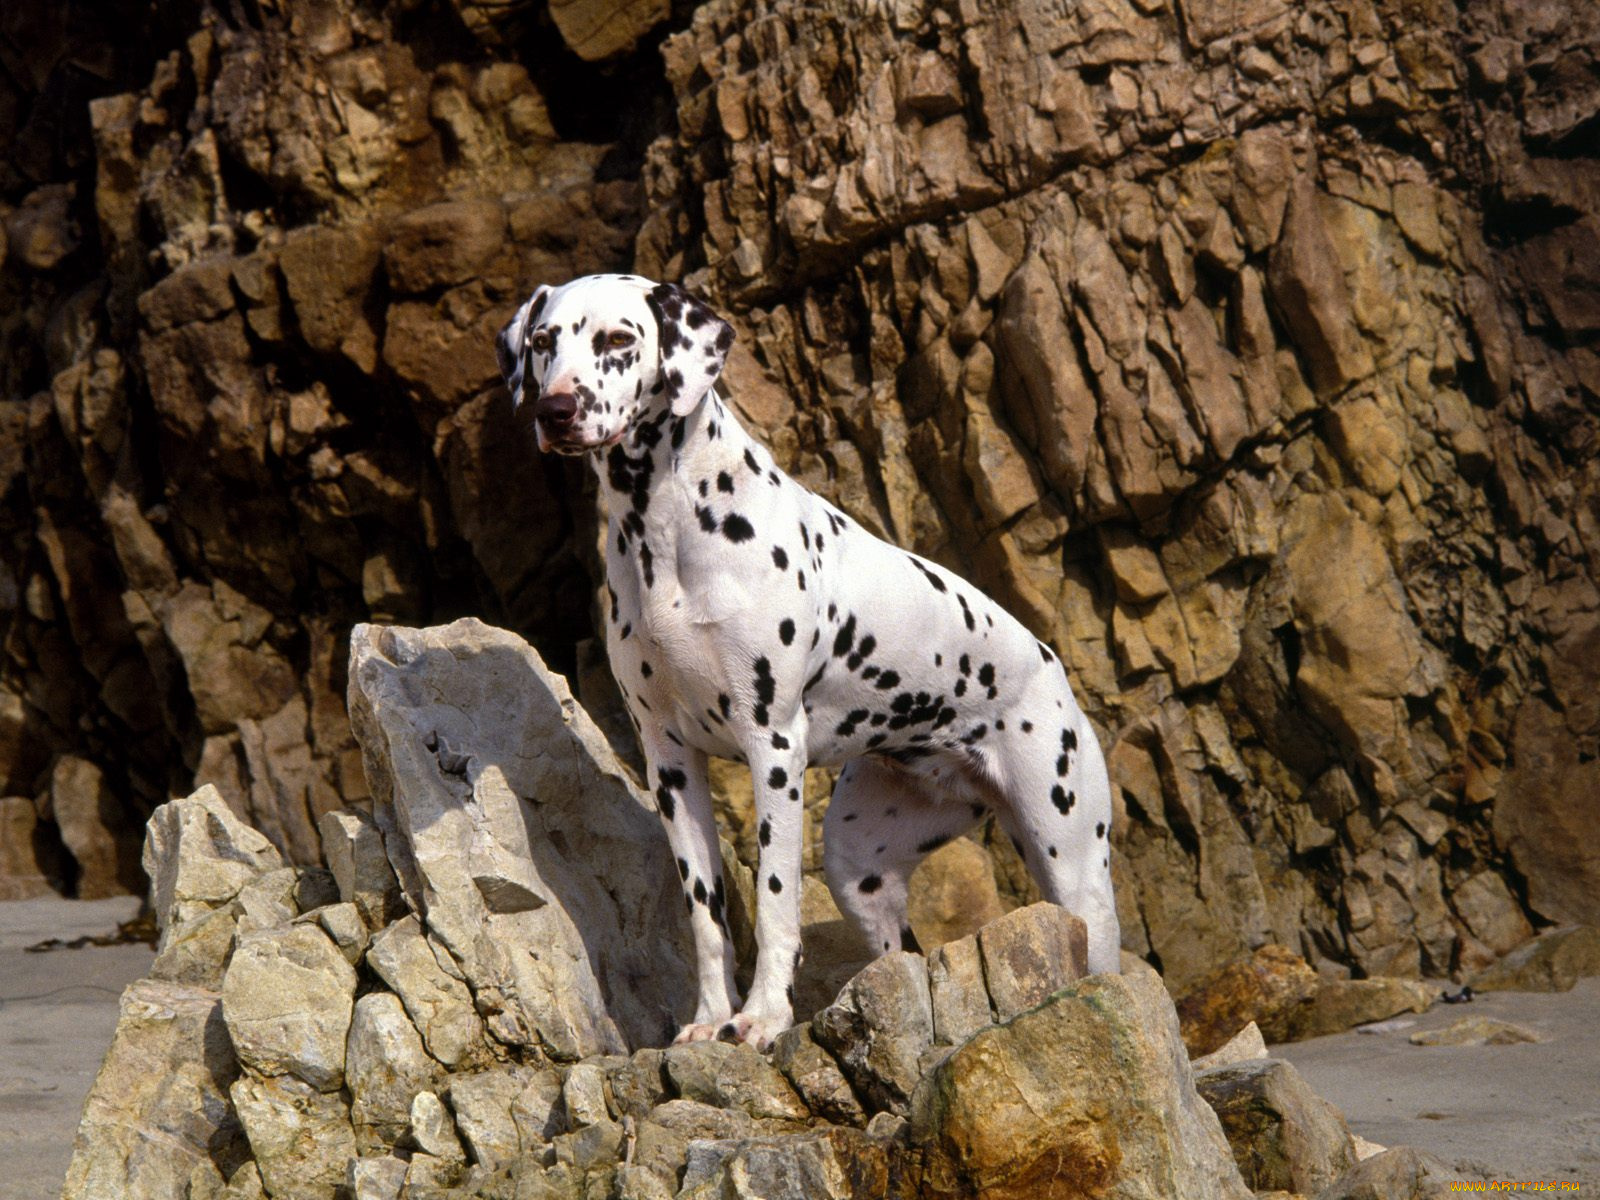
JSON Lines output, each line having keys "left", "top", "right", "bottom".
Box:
{"left": 3, "top": 0, "right": 1599, "bottom": 1011}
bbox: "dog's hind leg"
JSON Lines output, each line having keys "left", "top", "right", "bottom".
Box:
{"left": 821, "top": 756, "right": 987, "bottom": 958}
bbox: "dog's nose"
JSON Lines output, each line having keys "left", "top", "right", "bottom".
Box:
{"left": 535, "top": 391, "right": 578, "bottom": 430}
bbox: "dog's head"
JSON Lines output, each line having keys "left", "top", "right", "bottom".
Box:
{"left": 496, "top": 274, "right": 734, "bottom": 454}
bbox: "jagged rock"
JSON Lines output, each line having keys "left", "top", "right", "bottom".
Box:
{"left": 448, "top": 1068, "right": 535, "bottom": 1169}
{"left": 365, "top": 915, "right": 488, "bottom": 1070}
{"left": 314, "top": 901, "right": 370, "bottom": 964}
{"left": 770, "top": 1024, "right": 866, "bottom": 1128}
{"left": 347, "top": 991, "right": 441, "bottom": 1151}
{"left": 318, "top": 806, "right": 403, "bottom": 928}
{"left": 1469, "top": 925, "right": 1600, "bottom": 993}
{"left": 347, "top": 619, "right": 696, "bottom": 1058}
{"left": 222, "top": 923, "right": 357, "bottom": 1090}
{"left": 347, "top": 1155, "right": 408, "bottom": 1200}
{"left": 662, "top": 1040, "right": 810, "bottom": 1123}
{"left": 61, "top": 980, "right": 246, "bottom": 1200}
{"left": 230, "top": 1073, "right": 357, "bottom": 1200}
{"left": 1263, "top": 978, "right": 1437, "bottom": 1042}
{"left": 150, "top": 906, "right": 238, "bottom": 989}
{"left": 677, "top": 1127, "right": 891, "bottom": 1200}
{"left": 606, "top": 1048, "right": 670, "bottom": 1121}
{"left": 562, "top": 1060, "right": 611, "bottom": 1127}
{"left": 1195, "top": 1057, "right": 1358, "bottom": 1194}
{"left": 811, "top": 951, "right": 935, "bottom": 1118}
{"left": 143, "top": 784, "right": 285, "bottom": 947}
{"left": 1191, "top": 1021, "right": 1268, "bottom": 1072}
{"left": 547, "top": 0, "right": 669, "bottom": 61}
{"left": 906, "top": 970, "right": 1251, "bottom": 1199}
{"left": 975, "top": 901, "right": 1088, "bottom": 1021}
{"left": 1314, "top": 1145, "right": 1458, "bottom": 1200}
{"left": 407, "top": 1090, "right": 467, "bottom": 1163}
{"left": 1176, "top": 945, "right": 1320, "bottom": 1056}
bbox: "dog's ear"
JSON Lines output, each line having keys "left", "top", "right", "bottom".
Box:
{"left": 496, "top": 285, "right": 550, "bottom": 403}
{"left": 647, "top": 282, "right": 735, "bottom": 417}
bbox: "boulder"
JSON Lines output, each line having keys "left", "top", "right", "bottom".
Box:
{"left": 811, "top": 950, "right": 935, "bottom": 1117}
{"left": 61, "top": 980, "right": 246, "bottom": 1200}
{"left": 1176, "top": 944, "right": 1319, "bottom": 1055}
{"left": 1264, "top": 978, "right": 1437, "bottom": 1042}
{"left": 1195, "top": 1057, "right": 1358, "bottom": 1194}
{"left": 1314, "top": 1145, "right": 1459, "bottom": 1200}
{"left": 1469, "top": 925, "right": 1600, "bottom": 993}
{"left": 346, "top": 619, "right": 696, "bottom": 1058}
{"left": 677, "top": 1127, "right": 892, "bottom": 1200}
{"left": 143, "top": 784, "right": 285, "bottom": 947}
{"left": 1408, "top": 1016, "right": 1543, "bottom": 1046}
{"left": 222, "top": 923, "right": 357, "bottom": 1091}
{"left": 906, "top": 969, "right": 1252, "bottom": 1199}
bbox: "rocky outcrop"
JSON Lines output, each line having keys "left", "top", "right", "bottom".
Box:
{"left": 5, "top": 0, "right": 1599, "bottom": 1005}
{"left": 67, "top": 618, "right": 1472, "bottom": 1199}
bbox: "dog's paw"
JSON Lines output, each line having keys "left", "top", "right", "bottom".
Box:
{"left": 712, "top": 1013, "right": 789, "bottom": 1053}
{"left": 672, "top": 1021, "right": 723, "bottom": 1044}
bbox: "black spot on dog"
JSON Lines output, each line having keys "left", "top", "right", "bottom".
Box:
{"left": 779, "top": 618, "right": 795, "bottom": 645}
{"left": 744, "top": 448, "right": 761, "bottom": 473}
{"left": 832, "top": 614, "right": 857, "bottom": 658}
{"left": 693, "top": 878, "right": 707, "bottom": 904}
{"left": 835, "top": 708, "right": 870, "bottom": 737}
{"left": 772, "top": 546, "right": 789, "bottom": 569}
{"left": 759, "top": 818, "right": 771, "bottom": 847}
{"left": 677, "top": 857, "right": 689, "bottom": 879}
{"left": 859, "top": 874, "right": 882, "bottom": 894}
{"left": 1052, "top": 785, "right": 1075, "bottom": 815}
{"left": 718, "top": 694, "right": 731, "bottom": 718}
{"left": 717, "top": 470, "right": 734, "bottom": 493}
{"left": 722, "top": 514, "right": 755, "bottom": 543}
{"left": 874, "top": 670, "right": 901, "bottom": 690}
{"left": 768, "top": 874, "right": 783, "bottom": 894}
{"left": 771, "top": 731, "right": 790, "bottom": 750}
{"left": 768, "top": 766, "right": 788, "bottom": 789}
{"left": 1096, "top": 822, "right": 1106, "bottom": 838}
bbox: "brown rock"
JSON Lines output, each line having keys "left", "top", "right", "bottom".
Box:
{"left": 1263, "top": 978, "right": 1437, "bottom": 1042}
{"left": 1470, "top": 925, "right": 1600, "bottom": 993}
{"left": 0, "top": 794, "right": 63, "bottom": 898}
{"left": 1176, "top": 945, "right": 1320, "bottom": 1057}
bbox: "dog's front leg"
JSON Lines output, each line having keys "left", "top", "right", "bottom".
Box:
{"left": 642, "top": 733, "right": 739, "bottom": 1042}
{"left": 719, "top": 726, "right": 809, "bottom": 1050}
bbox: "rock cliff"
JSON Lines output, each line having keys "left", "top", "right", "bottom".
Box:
{"left": 2, "top": 0, "right": 1598, "bottom": 992}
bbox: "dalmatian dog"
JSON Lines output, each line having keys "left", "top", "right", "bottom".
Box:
{"left": 497, "top": 273, "right": 1120, "bottom": 1050}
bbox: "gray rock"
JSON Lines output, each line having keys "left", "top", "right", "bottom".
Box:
{"left": 318, "top": 806, "right": 403, "bottom": 928}
{"left": 926, "top": 933, "right": 992, "bottom": 1047}
{"left": 677, "top": 1127, "right": 890, "bottom": 1200}
{"left": 511, "top": 1067, "right": 570, "bottom": 1144}
{"left": 230, "top": 1072, "right": 358, "bottom": 1200}
{"left": 347, "top": 1155, "right": 407, "bottom": 1200}
{"left": 1314, "top": 1145, "right": 1459, "bottom": 1200}
{"left": 222, "top": 923, "right": 356, "bottom": 1091}
{"left": 346, "top": 991, "right": 439, "bottom": 1150}
{"left": 770, "top": 1023, "right": 866, "bottom": 1127}
{"left": 563, "top": 1060, "right": 612, "bottom": 1127}
{"left": 645, "top": 1097, "right": 758, "bottom": 1141}
{"left": 1190, "top": 1020, "right": 1267, "bottom": 1071}
{"left": 662, "top": 1039, "right": 810, "bottom": 1122}
{"left": 62, "top": 980, "right": 245, "bottom": 1200}
{"left": 313, "top": 900, "right": 370, "bottom": 964}
{"left": 975, "top": 901, "right": 1089, "bottom": 1021}
{"left": 811, "top": 950, "right": 935, "bottom": 1117}
{"left": 1196, "top": 1057, "right": 1358, "bottom": 1194}
{"left": 365, "top": 913, "right": 487, "bottom": 1069}
{"left": 143, "top": 785, "right": 284, "bottom": 948}
{"left": 346, "top": 619, "right": 696, "bottom": 1058}
{"left": 606, "top": 1047, "right": 670, "bottom": 1120}
{"left": 149, "top": 905, "right": 238, "bottom": 989}
{"left": 448, "top": 1068, "right": 534, "bottom": 1169}
{"left": 407, "top": 1090, "right": 466, "bottom": 1162}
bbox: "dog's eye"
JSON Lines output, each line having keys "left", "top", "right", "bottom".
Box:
{"left": 529, "top": 331, "right": 552, "bottom": 354}
{"left": 607, "top": 331, "right": 635, "bottom": 348}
